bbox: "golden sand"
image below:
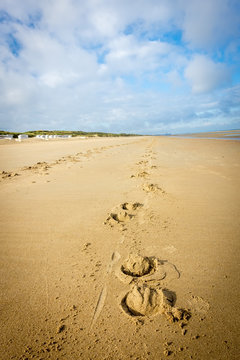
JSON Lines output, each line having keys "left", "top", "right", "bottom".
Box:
{"left": 0, "top": 135, "right": 239, "bottom": 359}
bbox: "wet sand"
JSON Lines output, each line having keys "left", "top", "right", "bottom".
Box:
{"left": 172, "top": 129, "right": 240, "bottom": 140}
{"left": 0, "top": 136, "right": 239, "bottom": 359}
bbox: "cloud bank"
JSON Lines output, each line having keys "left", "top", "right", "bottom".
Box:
{"left": 0, "top": 0, "right": 239, "bottom": 134}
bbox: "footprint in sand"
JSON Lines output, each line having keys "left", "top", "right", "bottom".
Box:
{"left": 139, "top": 171, "right": 149, "bottom": 177}
{"left": 1, "top": 171, "right": 20, "bottom": 179}
{"left": 136, "top": 160, "right": 148, "bottom": 165}
{"left": 22, "top": 161, "right": 51, "bottom": 172}
{"left": 115, "top": 254, "right": 166, "bottom": 284}
{"left": 116, "top": 253, "right": 191, "bottom": 326}
{"left": 105, "top": 211, "right": 133, "bottom": 225}
{"left": 121, "top": 284, "right": 175, "bottom": 317}
{"left": 121, "top": 202, "right": 143, "bottom": 211}
{"left": 121, "top": 254, "right": 157, "bottom": 277}
{"left": 104, "top": 202, "right": 143, "bottom": 226}
{"left": 131, "top": 171, "right": 149, "bottom": 179}
{"left": 142, "top": 183, "right": 165, "bottom": 194}
{"left": 121, "top": 283, "right": 191, "bottom": 325}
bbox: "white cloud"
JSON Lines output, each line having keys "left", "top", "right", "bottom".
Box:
{"left": 0, "top": 0, "right": 39, "bottom": 22}
{"left": 0, "top": 0, "right": 239, "bottom": 133}
{"left": 180, "top": 0, "right": 240, "bottom": 50}
{"left": 166, "top": 69, "right": 183, "bottom": 87}
{"left": 103, "top": 35, "right": 175, "bottom": 76}
{"left": 184, "top": 55, "right": 231, "bottom": 93}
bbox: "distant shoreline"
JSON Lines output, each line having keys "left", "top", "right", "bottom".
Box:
{"left": 169, "top": 129, "right": 240, "bottom": 140}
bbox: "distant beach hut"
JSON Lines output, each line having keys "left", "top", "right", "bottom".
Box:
{"left": 0, "top": 134, "right": 13, "bottom": 140}
{"left": 18, "top": 134, "right": 28, "bottom": 140}
{"left": 16, "top": 134, "right": 28, "bottom": 142}
{"left": 57, "top": 135, "right": 71, "bottom": 139}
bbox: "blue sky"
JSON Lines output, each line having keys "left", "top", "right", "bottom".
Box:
{"left": 0, "top": 0, "right": 240, "bottom": 134}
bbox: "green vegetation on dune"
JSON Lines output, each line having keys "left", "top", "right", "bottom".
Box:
{"left": 0, "top": 131, "right": 22, "bottom": 138}
{"left": 0, "top": 130, "right": 140, "bottom": 138}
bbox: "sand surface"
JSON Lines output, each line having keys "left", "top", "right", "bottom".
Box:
{"left": 0, "top": 136, "right": 239, "bottom": 359}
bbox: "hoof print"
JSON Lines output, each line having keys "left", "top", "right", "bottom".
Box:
{"left": 109, "top": 211, "right": 132, "bottom": 223}
{"left": 121, "top": 202, "right": 143, "bottom": 211}
{"left": 121, "top": 284, "right": 174, "bottom": 317}
{"left": 116, "top": 254, "right": 166, "bottom": 284}
{"left": 121, "top": 254, "right": 156, "bottom": 277}
{"left": 105, "top": 202, "right": 143, "bottom": 226}
{"left": 142, "top": 183, "right": 164, "bottom": 193}
{"left": 137, "top": 171, "right": 149, "bottom": 178}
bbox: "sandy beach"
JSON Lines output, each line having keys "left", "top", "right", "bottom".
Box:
{"left": 0, "top": 135, "right": 239, "bottom": 360}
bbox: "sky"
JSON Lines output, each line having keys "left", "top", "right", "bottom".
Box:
{"left": 0, "top": 0, "right": 240, "bottom": 134}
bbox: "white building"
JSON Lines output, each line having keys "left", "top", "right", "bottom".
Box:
{"left": 56, "top": 135, "right": 72, "bottom": 138}
{"left": 35, "top": 134, "right": 72, "bottom": 139}
{"left": 0, "top": 134, "right": 13, "bottom": 140}
{"left": 18, "top": 134, "right": 28, "bottom": 140}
